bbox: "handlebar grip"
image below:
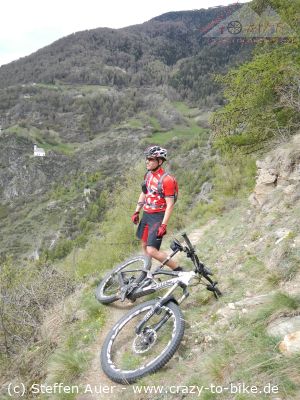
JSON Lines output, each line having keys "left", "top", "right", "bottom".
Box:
{"left": 181, "top": 232, "right": 194, "bottom": 250}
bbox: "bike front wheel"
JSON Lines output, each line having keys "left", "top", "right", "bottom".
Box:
{"left": 95, "top": 255, "right": 151, "bottom": 304}
{"left": 100, "top": 299, "right": 185, "bottom": 383}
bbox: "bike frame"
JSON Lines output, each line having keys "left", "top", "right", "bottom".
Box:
{"left": 100, "top": 233, "right": 222, "bottom": 384}
{"left": 122, "top": 233, "right": 220, "bottom": 335}
{"left": 135, "top": 271, "right": 197, "bottom": 334}
{"left": 124, "top": 233, "right": 218, "bottom": 302}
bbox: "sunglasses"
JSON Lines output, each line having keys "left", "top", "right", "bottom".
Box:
{"left": 146, "top": 157, "right": 157, "bottom": 162}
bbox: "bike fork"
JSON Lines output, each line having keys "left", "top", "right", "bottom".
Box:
{"left": 135, "top": 282, "right": 189, "bottom": 335}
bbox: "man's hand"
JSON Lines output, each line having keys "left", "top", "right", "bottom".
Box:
{"left": 131, "top": 211, "right": 140, "bottom": 225}
{"left": 157, "top": 223, "right": 167, "bottom": 238}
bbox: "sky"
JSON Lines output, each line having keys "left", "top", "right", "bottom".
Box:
{"left": 0, "top": 0, "right": 248, "bottom": 67}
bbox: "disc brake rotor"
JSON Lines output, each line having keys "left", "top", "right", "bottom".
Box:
{"left": 133, "top": 329, "right": 157, "bottom": 353}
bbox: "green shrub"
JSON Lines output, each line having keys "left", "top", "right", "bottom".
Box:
{"left": 48, "top": 349, "right": 89, "bottom": 381}
{"left": 212, "top": 39, "right": 300, "bottom": 153}
{"left": 212, "top": 152, "right": 256, "bottom": 198}
{"left": 50, "top": 239, "right": 74, "bottom": 260}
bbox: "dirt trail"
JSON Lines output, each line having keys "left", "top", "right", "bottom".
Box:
{"left": 77, "top": 301, "right": 135, "bottom": 399}
{"left": 76, "top": 219, "right": 218, "bottom": 399}
{"left": 185, "top": 219, "right": 217, "bottom": 246}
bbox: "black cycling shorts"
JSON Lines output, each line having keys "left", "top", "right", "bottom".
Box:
{"left": 136, "top": 211, "right": 165, "bottom": 250}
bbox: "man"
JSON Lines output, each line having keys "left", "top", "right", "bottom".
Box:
{"left": 131, "top": 145, "right": 182, "bottom": 272}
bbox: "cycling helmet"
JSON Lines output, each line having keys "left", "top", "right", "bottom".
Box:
{"left": 144, "top": 145, "right": 167, "bottom": 160}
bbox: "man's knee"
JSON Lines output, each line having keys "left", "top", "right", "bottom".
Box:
{"left": 146, "top": 246, "right": 159, "bottom": 257}
{"left": 141, "top": 241, "right": 147, "bottom": 254}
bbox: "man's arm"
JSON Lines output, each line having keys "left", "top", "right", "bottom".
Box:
{"left": 162, "top": 197, "right": 175, "bottom": 225}
{"left": 135, "top": 192, "right": 146, "bottom": 213}
{"left": 131, "top": 192, "right": 145, "bottom": 225}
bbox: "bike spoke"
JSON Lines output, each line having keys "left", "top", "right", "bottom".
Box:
{"left": 101, "top": 258, "right": 147, "bottom": 298}
{"left": 102, "top": 276, "right": 121, "bottom": 297}
{"left": 107, "top": 304, "right": 177, "bottom": 373}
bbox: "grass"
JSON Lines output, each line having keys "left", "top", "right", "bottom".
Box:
{"left": 172, "top": 100, "right": 193, "bottom": 114}
{"left": 5, "top": 124, "right": 78, "bottom": 155}
{"left": 172, "top": 101, "right": 201, "bottom": 117}
{"left": 106, "top": 186, "right": 299, "bottom": 400}
{"left": 228, "top": 294, "right": 300, "bottom": 393}
{"left": 175, "top": 292, "right": 300, "bottom": 400}
{"left": 0, "top": 193, "right": 62, "bottom": 258}
{"left": 147, "top": 125, "right": 205, "bottom": 146}
{"left": 148, "top": 116, "right": 162, "bottom": 132}
{"left": 35, "top": 83, "right": 61, "bottom": 90}
{"left": 143, "top": 111, "right": 206, "bottom": 146}
{"left": 123, "top": 118, "right": 144, "bottom": 129}
{"left": 57, "top": 164, "right": 144, "bottom": 277}
{"left": 42, "top": 141, "right": 78, "bottom": 155}
{"left": 25, "top": 220, "right": 300, "bottom": 398}
{"left": 48, "top": 350, "right": 89, "bottom": 381}
{"left": 120, "top": 352, "right": 142, "bottom": 370}
{"left": 45, "top": 288, "right": 106, "bottom": 398}
{"left": 0, "top": 204, "right": 9, "bottom": 219}
{"left": 35, "top": 82, "right": 112, "bottom": 94}
{"left": 141, "top": 100, "right": 208, "bottom": 145}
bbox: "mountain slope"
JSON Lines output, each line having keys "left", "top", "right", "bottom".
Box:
{"left": 0, "top": 3, "right": 248, "bottom": 93}
{"left": 0, "top": 4, "right": 254, "bottom": 260}
{"left": 77, "top": 134, "right": 300, "bottom": 400}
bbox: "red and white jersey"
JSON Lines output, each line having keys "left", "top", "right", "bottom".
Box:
{"left": 143, "top": 168, "right": 177, "bottom": 213}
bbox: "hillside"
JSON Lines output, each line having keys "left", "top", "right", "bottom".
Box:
{"left": 48, "top": 134, "right": 300, "bottom": 400}
{"left": 0, "top": 3, "right": 246, "bottom": 93}
{"left": 0, "top": 0, "right": 299, "bottom": 398}
{"left": 0, "top": 3, "right": 253, "bottom": 261}
{"left": 1, "top": 133, "right": 299, "bottom": 400}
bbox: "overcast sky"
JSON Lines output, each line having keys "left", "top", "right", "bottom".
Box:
{"left": 0, "top": 0, "right": 248, "bottom": 67}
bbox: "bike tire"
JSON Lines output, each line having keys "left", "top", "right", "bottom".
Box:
{"left": 100, "top": 299, "right": 185, "bottom": 383}
{"left": 95, "top": 255, "right": 151, "bottom": 304}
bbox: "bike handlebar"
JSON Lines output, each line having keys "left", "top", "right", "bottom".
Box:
{"left": 181, "top": 233, "right": 194, "bottom": 252}
{"left": 181, "top": 233, "right": 213, "bottom": 278}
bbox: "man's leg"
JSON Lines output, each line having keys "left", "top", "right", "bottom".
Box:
{"left": 141, "top": 240, "right": 148, "bottom": 256}
{"left": 139, "top": 213, "right": 181, "bottom": 271}
{"left": 146, "top": 246, "right": 178, "bottom": 270}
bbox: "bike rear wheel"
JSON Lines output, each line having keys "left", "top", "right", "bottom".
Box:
{"left": 100, "top": 299, "right": 185, "bottom": 383}
{"left": 95, "top": 255, "right": 151, "bottom": 304}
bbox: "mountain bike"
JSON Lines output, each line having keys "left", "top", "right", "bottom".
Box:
{"left": 98, "top": 233, "right": 221, "bottom": 384}
{"left": 95, "top": 233, "right": 220, "bottom": 304}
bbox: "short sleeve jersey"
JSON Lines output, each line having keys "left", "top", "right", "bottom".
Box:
{"left": 143, "top": 168, "right": 177, "bottom": 213}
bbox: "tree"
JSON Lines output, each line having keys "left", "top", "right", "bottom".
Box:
{"left": 211, "top": 40, "right": 300, "bottom": 153}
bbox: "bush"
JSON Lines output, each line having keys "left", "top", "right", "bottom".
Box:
{"left": 211, "top": 40, "right": 300, "bottom": 153}
{"left": 0, "top": 257, "right": 74, "bottom": 359}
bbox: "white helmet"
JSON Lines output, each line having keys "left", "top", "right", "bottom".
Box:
{"left": 144, "top": 145, "right": 167, "bottom": 160}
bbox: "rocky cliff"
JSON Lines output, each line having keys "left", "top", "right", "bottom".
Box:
{"left": 248, "top": 134, "right": 300, "bottom": 360}
{"left": 250, "top": 133, "right": 300, "bottom": 210}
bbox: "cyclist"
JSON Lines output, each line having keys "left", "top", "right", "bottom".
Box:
{"left": 131, "top": 146, "right": 182, "bottom": 272}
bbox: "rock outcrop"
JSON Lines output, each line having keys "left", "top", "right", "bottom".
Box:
{"left": 268, "top": 315, "right": 300, "bottom": 356}
{"left": 279, "top": 331, "right": 300, "bottom": 355}
{"left": 249, "top": 134, "right": 300, "bottom": 208}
